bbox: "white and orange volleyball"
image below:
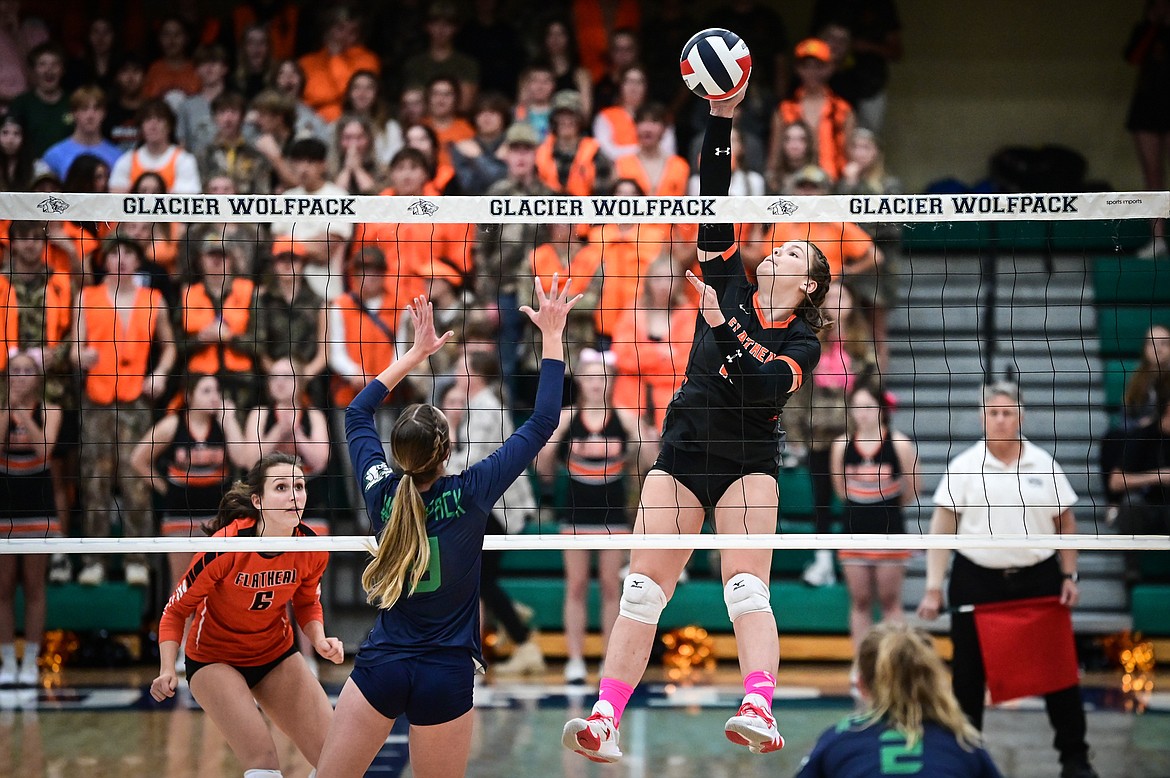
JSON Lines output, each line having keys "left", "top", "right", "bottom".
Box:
{"left": 679, "top": 28, "right": 752, "bottom": 101}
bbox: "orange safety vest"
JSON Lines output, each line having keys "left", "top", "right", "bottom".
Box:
{"left": 613, "top": 153, "right": 689, "bottom": 197}
{"left": 129, "top": 146, "right": 182, "bottom": 192}
{"left": 536, "top": 136, "right": 600, "bottom": 196}
{"left": 596, "top": 106, "right": 637, "bottom": 150}
{"left": 778, "top": 89, "right": 853, "bottom": 180}
{"left": 182, "top": 279, "right": 255, "bottom": 375}
{"left": 299, "top": 46, "right": 382, "bottom": 124}
{"left": 0, "top": 276, "right": 14, "bottom": 372}
{"left": 81, "top": 284, "right": 162, "bottom": 404}
{"left": 331, "top": 293, "right": 397, "bottom": 405}
{"left": 572, "top": 0, "right": 642, "bottom": 82}
{"left": 234, "top": 4, "right": 300, "bottom": 61}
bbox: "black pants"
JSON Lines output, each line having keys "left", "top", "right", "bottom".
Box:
{"left": 480, "top": 513, "right": 530, "bottom": 645}
{"left": 808, "top": 448, "right": 836, "bottom": 533}
{"left": 948, "top": 553, "right": 1089, "bottom": 764}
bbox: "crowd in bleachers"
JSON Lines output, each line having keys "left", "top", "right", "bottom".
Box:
{"left": 0, "top": 0, "right": 914, "bottom": 680}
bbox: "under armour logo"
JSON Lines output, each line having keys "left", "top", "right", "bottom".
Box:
{"left": 726, "top": 350, "right": 742, "bottom": 363}
{"left": 767, "top": 198, "right": 798, "bottom": 216}
{"left": 713, "top": 147, "right": 731, "bottom": 156}
{"left": 407, "top": 198, "right": 439, "bottom": 216}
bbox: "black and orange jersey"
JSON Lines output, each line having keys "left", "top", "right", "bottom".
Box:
{"left": 659, "top": 245, "right": 821, "bottom": 469}
{"left": 161, "top": 413, "right": 230, "bottom": 517}
{"left": 159, "top": 518, "right": 327, "bottom": 665}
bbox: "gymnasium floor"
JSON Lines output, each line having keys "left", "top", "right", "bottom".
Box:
{"left": 3, "top": 665, "right": 1169, "bottom": 777}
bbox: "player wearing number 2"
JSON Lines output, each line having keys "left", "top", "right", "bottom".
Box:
{"left": 151, "top": 451, "right": 343, "bottom": 778}
{"left": 314, "top": 280, "right": 579, "bottom": 778}
{"left": 563, "top": 80, "right": 831, "bottom": 762}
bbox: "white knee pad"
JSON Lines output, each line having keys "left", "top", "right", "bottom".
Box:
{"left": 619, "top": 574, "right": 667, "bottom": 625}
{"left": 243, "top": 771, "right": 283, "bottom": 778}
{"left": 725, "top": 573, "right": 772, "bottom": 622}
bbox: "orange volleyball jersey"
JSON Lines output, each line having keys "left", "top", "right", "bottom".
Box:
{"left": 159, "top": 518, "right": 328, "bottom": 665}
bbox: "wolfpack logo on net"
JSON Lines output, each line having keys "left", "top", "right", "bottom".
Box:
{"left": 37, "top": 195, "right": 69, "bottom": 214}
{"left": 767, "top": 199, "right": 797, "bottom": 216}
{"left": 408, "top": 199, "right": 439, "bottom": 216}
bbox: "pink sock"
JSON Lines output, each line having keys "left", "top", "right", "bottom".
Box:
{"left": 596, "top": 678, "right": 635, "bottom": 726}
{"left": 744, "top": 670, "right": 776, "bottom": 709}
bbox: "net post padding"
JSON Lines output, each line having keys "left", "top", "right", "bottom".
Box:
{"left": 4, "top": 534, "right": 1170, "bottom": 554}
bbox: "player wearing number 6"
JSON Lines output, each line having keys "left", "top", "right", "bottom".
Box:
{"left": 151, "top": 451, "right": 342, "bottom": 778}
{"left": 315, "top": 280, "right": 580, "bottom": 778}
{"left": 564, "top": 82, "right": 831, "bottom": 762}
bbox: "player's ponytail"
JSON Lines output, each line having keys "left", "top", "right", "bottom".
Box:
{"left": 203, "top": 452, "right": 301, "bottom": 535}
{"left": 796, "top": 242, "right": 833, "bottom": 333}
{"left": 363, "top": 404, "right": 450, "bottom": 610}
{"left": 858, "top": 622, "right": 982, "bottom": 751}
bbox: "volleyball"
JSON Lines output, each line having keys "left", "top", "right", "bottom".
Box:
{"left": 679, "top": 28, "right": 752, "bottom": 101}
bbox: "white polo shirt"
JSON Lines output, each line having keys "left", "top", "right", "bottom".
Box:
{"left": 932, "top": 439, "right": 1077, "bottom": 569}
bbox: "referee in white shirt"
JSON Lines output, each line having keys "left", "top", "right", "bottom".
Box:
{"left": 917, "top": 382, "right": 1098, "bottom": 778}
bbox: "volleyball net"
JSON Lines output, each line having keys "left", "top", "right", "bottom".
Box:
{"left": 3, "top": 189, "right": 1170, "bottom": 557}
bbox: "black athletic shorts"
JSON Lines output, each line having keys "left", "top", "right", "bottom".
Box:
{"left": 185, "top": 643, "right": 299, "bottom": 688}
{"left": 652, "top": 443, "right": 776, "bottom": 509}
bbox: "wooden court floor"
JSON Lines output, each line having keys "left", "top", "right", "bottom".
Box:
{"left": 3, "top": 664, "right": 1170, "bottom": 778}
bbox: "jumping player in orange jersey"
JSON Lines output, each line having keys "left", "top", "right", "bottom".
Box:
{"left": 563, "top": 83, "right": 832, "bottom": 762}
{"left": 150, "top": 452, "right": 343, "bottom": 778}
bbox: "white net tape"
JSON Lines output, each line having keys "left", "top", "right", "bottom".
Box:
{"left": 13, "top": 191, "right": 1169, "bottom": 224}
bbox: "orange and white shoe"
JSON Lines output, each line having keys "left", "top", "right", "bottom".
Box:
{"left": 562, "top": 711, "right": 622, "bottom": 763}
{"left": 724, "top": 700, "right": 785, "bottom": 754}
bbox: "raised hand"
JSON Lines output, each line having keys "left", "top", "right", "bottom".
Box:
{"left": 520, "top": 273, "right": 583, "bottom": 337}
{"left": 406, "top": 295, "right": 454, "bottom": 360}
{"left": 685, "top": 269, "right": 727, "bottom": 327}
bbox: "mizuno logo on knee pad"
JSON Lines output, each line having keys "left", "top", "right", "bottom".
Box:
{"left": 724, "top": 573, "right": 771, "bottom": 622}
{"left": 619, "top": 574, "right": 667, "bottom": 625}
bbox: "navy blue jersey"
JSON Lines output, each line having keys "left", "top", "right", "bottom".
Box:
{"left": 345, "top": 358, "right": 564, "bottom": 667}
{"left": 797, "top": 717, "right": 1002, "bottom": 778}
{"left": 660, "top": 245, "right": 821, "bottom": 468}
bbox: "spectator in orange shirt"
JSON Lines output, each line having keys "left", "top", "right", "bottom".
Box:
{"left": 529, "top": 220, "right": 605, "bottom": 366}
{"left": 611, "top": 255, "right": 696, "bottom": 430}
{"left": 767, "top": 38, "right": 854, "bottom": 181}
{"left": 403, "top": 121, "right": 457, "bottom": 195}
{"left": 573, "top": 0, "right": 642, "bottom": 85}
{"left": 585, "top": 178, "right": 670, "bottom": 346}
{"left": 298, "top": 6, "right": 380, "bottom": 124}
{"left": 424, "top": 75, "right": 474, "bottom": 171}
{"left": 536, "top": 89, "right": 612, "bottom": 197}
{"left": 180, "top": 242, "right": 257, "bottom": 407}
{"left": 593, "top": 65, "right": 675, "bottom": 162}
{"left": 354, "top": 148, "right": 472, "bottom": 326}
{"left": 614, "top": 103, "right": 689, "bottom": 197}
{"left": 143, "top": 17, "right": 201, "bottom": 101}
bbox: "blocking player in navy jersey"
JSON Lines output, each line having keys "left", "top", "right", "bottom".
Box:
{"left": 315, "top": 279, "right": 579, "bottom": 778}
{"left": 563, "top": 84, "right": 832, "bottom": 762}
{"left": 797, "top": 622, "right": 1003, "bottom": 778}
